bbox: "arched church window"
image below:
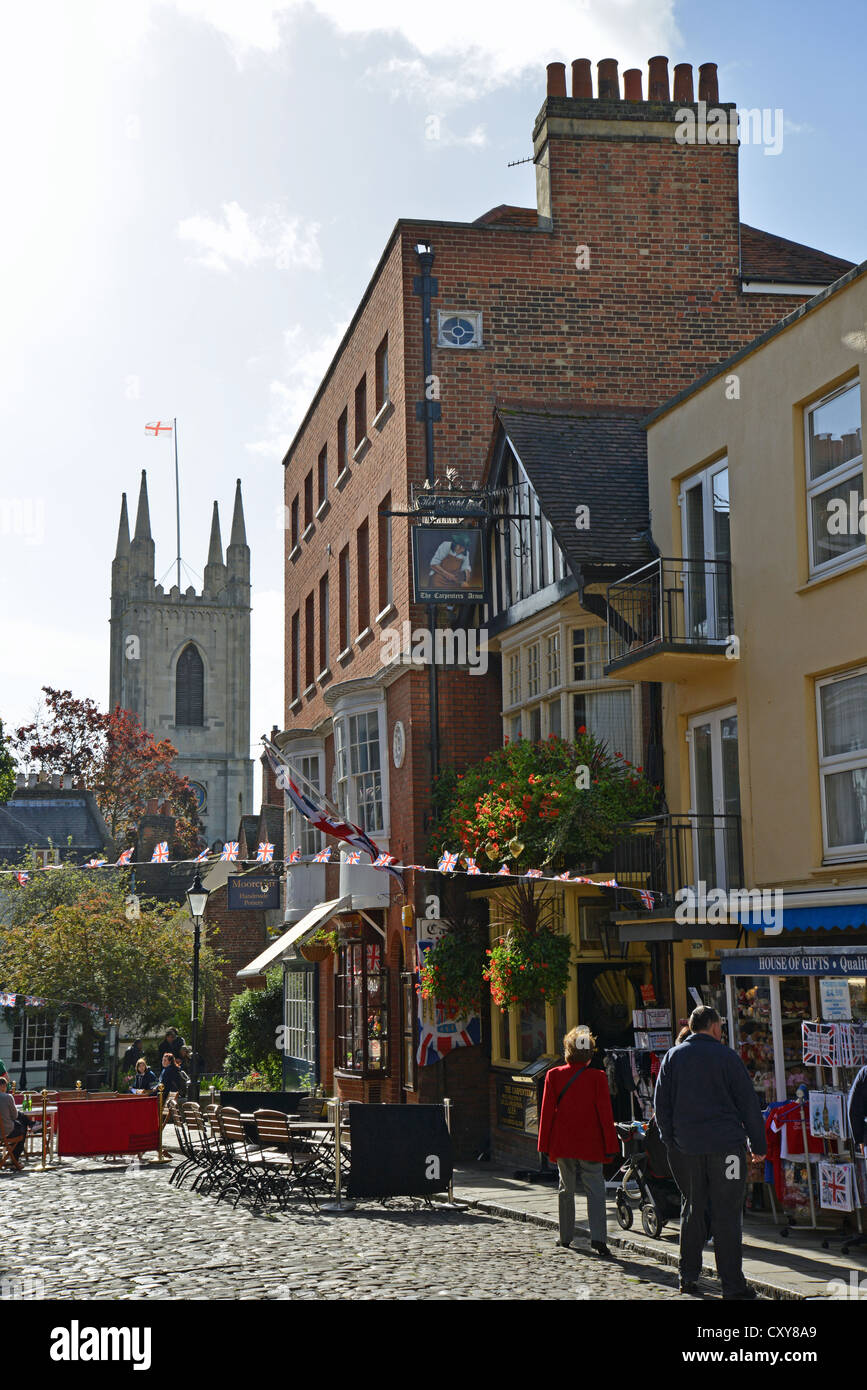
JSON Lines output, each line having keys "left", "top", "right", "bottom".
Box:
{"left": 175, "top": 644, "right": 204, "bottom": 726}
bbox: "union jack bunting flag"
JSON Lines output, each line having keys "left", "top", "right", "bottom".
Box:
{"left": 116, "top": 848, "right": 133, "bottom": 866}
{"left": 437, "top": 851, "right": 458, "bottom": 873}
{"left": 465, "top": 858, "right": 481, "bottom": 875}
{"left": 497, "top": 863, "right": 511, "bottom": 876}
{"left": 262, "top": 735, "right": 404, "bottom": 890}
{"left": 86, "top": 858, "right": 108, "bottom": 868}
{"left": 0, "top": 991, "right": 16, "bottom": 1006}
{"left": 287, "top": 847, "right": 301, "bottom": 863}
{"left": 637, "top": 889, "right": 655, "bottom": 909}
{"left": 344, "top": 851, "right": 362, "bottom": 865}
{"left": 151, "top": 841, "right": 169, "bottom": 863}
{"left": 555, "top": 871, "right": 571, "bottom": 880}
{"left": 524, "top": 868, "right": 543, "bottom": 878}
{"left": 24, "top": 995, "right": 47, "bottom": 1007}
{"left": 373, "top": 853, "right": 396, "bottom": 869}
{"left": 256, "top": 842, "right": 274, "bottom": 862}
{"left": 15, "top": 872, "right": 29, "bottom": 886}
{"left": 194, "top": 849, "right": 210, "bottom": 863}
{"left": 220, "top": 842, "right": 239, "bottom": 862}
{"left": 313, "top": 846, "right": 332, "bottom": 863}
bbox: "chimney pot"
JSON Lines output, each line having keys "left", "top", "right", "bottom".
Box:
{"left": 698, "top": 62, "right": 719, "bottom": 104}
{"left": 159, "top": 800, "right": 172, "bottom": 816}
{"left": 27, "top": 773, "right": 37, "bottom": 788}
{"left": 571, "top": 58, "right": 592, "bottom": 98}
{"left": 15, "top": 773, "right": 25, "bottom": 788}
{"left": 647, "top": 55, "right": 670, "bottom": 101}
{"left": 597, "top": 59, "right": 620, "bottom": 99}
{"left": 146, "top": 798, "right": 159, "bottom": 815}
{"left": 623, "top": 68, "right": 643, "bottom": 101}
{"left": 546, "top": 62, "right": 567, "bottom": 97}
{"left": 50, "top": 773, "right": 61, "bottom": 789}
{"left": 673, "top": 63, "right": 694, "bottom": 102}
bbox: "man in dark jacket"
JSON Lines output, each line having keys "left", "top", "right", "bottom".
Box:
{"left": 654, "top": 1005, "right": 765, "bottom": 1301}
{"left": 847, "top": 1065, "right": 867, "bottom": 1148}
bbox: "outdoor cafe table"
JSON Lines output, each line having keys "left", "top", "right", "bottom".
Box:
{"left": 17, "top": 1105, "right": 58, "bottom": 1161}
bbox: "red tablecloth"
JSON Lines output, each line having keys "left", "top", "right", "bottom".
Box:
{"left": 56, "top": 1096, "right": 160, "bottom": 1157}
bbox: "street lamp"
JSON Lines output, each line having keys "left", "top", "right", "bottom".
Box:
{"left": 185, "top": 870, "right": 210, "bottom": 1100}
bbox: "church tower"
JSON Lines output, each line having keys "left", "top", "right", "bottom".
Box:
{"left": 109, "top": 473, "right": 253, "bottom": 845}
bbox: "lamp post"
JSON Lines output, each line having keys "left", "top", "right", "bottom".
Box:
{"left": 185, "top": 870, "right": 210, "bottom": 1100}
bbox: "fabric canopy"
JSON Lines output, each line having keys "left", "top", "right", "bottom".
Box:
{"left": 236, "top": 895, "right": 351, "bottom": 979}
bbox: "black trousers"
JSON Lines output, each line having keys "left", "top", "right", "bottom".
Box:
{"left": 667, "top": 1146, "right": 747, "bottom": 1297}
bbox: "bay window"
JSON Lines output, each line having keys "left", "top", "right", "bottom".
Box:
{"left": 333, "top": 704, "right": 386, "bottom": 835}
{"left": 335, "top": 929, "right": 389, "bottom": 1074}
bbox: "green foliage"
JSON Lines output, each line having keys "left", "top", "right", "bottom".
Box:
{"left": 429, "top": 732, "right": 659, "bottom": 869}
{"left": 484, "top": 929, "right": 573, "bottom": 1010}
{"left": 0, "top": 721, "right": 15, "bottom": 805}
{"left": 419, "top": 921, "right": 488, "bottom": 1015}
{"left": 223, "top": 967, "right": 283, "bottom": 1084}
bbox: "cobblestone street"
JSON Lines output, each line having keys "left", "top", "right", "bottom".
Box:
{"left": 0, "top": 1157, "right": 688, "bottom": 1301}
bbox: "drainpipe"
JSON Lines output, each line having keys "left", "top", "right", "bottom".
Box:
{"left": 413, "top": 241, "right": 440, "bottom": 777}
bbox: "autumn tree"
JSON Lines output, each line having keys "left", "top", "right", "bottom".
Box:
{"left": 0, "top": 720, "right": 15, "bottom": 804}
{"left": 10, "top": 687, "right": 204, "bottom": 856}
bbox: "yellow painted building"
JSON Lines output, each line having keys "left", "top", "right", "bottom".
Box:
{"left": 607, "top": 261, "right": 867, "bottom": 1104}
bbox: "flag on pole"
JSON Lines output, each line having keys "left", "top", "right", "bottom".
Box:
{"left": 220, "top": 842, "right": 239, "bottom": 862}
{"left": 262, "top": 735, "right": 404, "bottom": 889}
{"left": 256, "top": 842, "right": 274, "bottom": 863}
{"left": 151, "top": 842, "right": 169, "bottom": 863}
{"left": 116, "top": 848, "right": 133, "bottom": 866}
{"left": 286, "top": 847, "right": 301, "bottom": 863}
{"left": 145, "top": 420, "right": 173, "bottom": 437}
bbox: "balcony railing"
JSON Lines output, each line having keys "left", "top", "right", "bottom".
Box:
{"left": 605, "top": 557, "right": 733, "bottom": 675}
{"left": 612, "top": 812, "right": 744, "bottom": 913}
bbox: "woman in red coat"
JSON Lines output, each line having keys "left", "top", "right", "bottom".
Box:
{"left": 538, "top": 1026, "right": 618, "bottom": 1255}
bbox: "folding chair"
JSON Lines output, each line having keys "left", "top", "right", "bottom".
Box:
{"left": 253, "top": 1110, "right": 323, "bottom": 1211}
{"left": 213, "top": 1110, "right": 271, "bottom": 1211}
{"left": 0, "top": 1130, "right": 24, "bottom": 1173}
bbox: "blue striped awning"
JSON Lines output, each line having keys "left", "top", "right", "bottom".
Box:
{"left": 737, "top": 904, "right": 867, "bottom": 933}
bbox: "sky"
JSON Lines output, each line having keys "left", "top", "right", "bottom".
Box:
{"left": 1, "top": 0, "right": 865, "bottom": 804}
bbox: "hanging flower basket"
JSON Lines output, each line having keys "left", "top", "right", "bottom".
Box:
{"left": 483, "top": 927, "right": 572, "bottom": 1011}
{"left": 298, "top": 940, "right": 331, "bottom": 963}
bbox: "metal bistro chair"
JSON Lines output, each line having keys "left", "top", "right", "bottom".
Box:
{"left": 213, "top": 1108, "right": 270, "bottom": 1211}
{"left": 169, "top": 1106, "right": 200, "bottom": 1188}
{"left": 252, "top": 1110, "right": 322, "bottom": 1211}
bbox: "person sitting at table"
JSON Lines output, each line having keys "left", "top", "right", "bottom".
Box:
{"left": 130, "top": 1057, "right": 158, "bottom": 1093}
{"left": 0, "top": 1076, "right": 28, "bottom": 1166}
{"left": 158, "top": 1051, "right": 187, "bottom": 1103}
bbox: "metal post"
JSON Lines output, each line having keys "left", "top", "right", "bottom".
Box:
{"left": 173, "top": 416, "right": 181, "bottom": 592}
{"left": 444, "top": 1097, "right": 454, "bottom": 1205}
{"left": 191, "top": 915, "right": 201, "bottom": 1101}
{"left": 158, "top": 1084, "right": 164, "bottom": 1163}
{"left": 321, "top": 1096, "right": 355, "bottom": 1213}
{"left": 41, "top": 1090, "right": 47, "bottom": 1169}
{"left": 799, "top": 1101, "right": 818, "bottom": 1229}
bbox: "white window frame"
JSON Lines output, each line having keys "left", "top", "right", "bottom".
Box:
{"left": 437, "top": 310, "right": 483, "bottom": 349}
{"left": 526, "top": 642, "right": 540, "bottom": 699}
{"left": 331, "top": 695, "right": 390, "bottom": 840}
{"left": 678, "top": 457, "right": 731, "bottom": 644}
{"left": 816, "top": 664, "right": 867, "bottom": 862}
{"left": 805, "top": 381, "right": 865, "bottom": 579}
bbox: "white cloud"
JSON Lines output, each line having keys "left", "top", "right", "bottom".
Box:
{"left": 177, "top": 202, "right": 321, "bottom": 273}
{"left": 246, "top": 321, "right": 350, "bottom": 460}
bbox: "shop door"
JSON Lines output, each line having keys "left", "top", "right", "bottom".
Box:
{"left": 688, "top": 705, "right": 741, "bottom": 892}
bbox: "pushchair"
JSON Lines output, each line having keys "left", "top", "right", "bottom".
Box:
{"left": 611, "top": 1116, "right": 681, "bottom": 1238}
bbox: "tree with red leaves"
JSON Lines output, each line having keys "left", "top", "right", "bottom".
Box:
{"left": 11, "top": 687, "right": 204, "bottom": 857}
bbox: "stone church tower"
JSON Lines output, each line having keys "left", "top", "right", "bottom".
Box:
{"left": 109, "top": 471, "right": 253, "bottom": 846}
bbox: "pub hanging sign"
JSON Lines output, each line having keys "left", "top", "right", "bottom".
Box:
{"left": 412, "top": 523, "right": 487, "bottom": 603}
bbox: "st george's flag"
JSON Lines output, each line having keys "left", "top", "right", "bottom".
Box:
{"left": 263, "top": 735, "right": 404, "bottom": 889}
{"left": 145, "top": 420, "right": 173, "bottom": 437}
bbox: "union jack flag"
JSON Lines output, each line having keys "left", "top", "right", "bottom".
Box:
{"left": 313, "top": 846, "right": 332, "bottom": 863}
{"left": 465, "top": 858, "right": 481, "bottom": 875}
{"left": 0, "top": 991, "right": 16, "bottom": 1006}
{"left": 256, "top": 842, "right": 274, "bottom": 862}
{"left": 497, "top": 863, "right": 511, "bottom": 876}
{"left": 220, "top": 842, "right": 239, "bottom": 862}
{"left": 345, "top": 851, "right": 362, "bottom": 865}
{"left": 116, "top": 848, "right": 133, "bottom": 866}
{"left": 437, "top": 851, "right": 458, "bottom": 873}
{"left": 15, "top": 872, "right": 29, "bottom": 886}
{"left": 373, "top": 853, "right": 395, "bottom": 870}
{"left": 524, "top": 868, "right": 543, "bottom": 878}
{"left": 194, "top": 849, "right": 210, "bottom": 863}
{"left": 86, "top": 858, "right": 108, "bottom": 868}
{"left": 637, "top": 889, "right": 655, "bottom": 910}
{"left": 151, "top": 841, "right": 169, "bottom": 863}
{"left": 287, "top": 847, "right": 301, "bottom": 863}
{"left": 555, "top": 871, "right": 571, "bottom": 880}
{"left": 263, "top": 736, "right": 404, "bottom": 890}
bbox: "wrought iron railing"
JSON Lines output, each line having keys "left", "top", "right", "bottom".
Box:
{"left": 605, "top": 557, "right": 733, "bottom": 666}
{"left": 612, "top": 812, "right": 743, "bottom": 913}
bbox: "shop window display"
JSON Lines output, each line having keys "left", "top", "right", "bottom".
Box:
{"left": 780, "top": 976, "right": 814, "bottom": 1096}
{"left": 732, "top": 978, "right": 775, "bottom": 1103}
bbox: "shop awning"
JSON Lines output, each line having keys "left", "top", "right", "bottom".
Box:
{"left": 734, "top": 904, "right": 867, "bottom": 933}
{"left": 720, "top": 946, "right": 867, "bottom": 976}
{"left": 237, "top": 895, "right": 351, "bottom": 979}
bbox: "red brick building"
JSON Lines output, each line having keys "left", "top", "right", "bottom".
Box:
{"left": 268, "top": 56, "right": 852, "bottom": 1155}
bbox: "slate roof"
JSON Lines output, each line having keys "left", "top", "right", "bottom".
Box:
{"left": 0, "top": 787, "right": 114, "bottom": 863}
{"left": 495, "top": 407, "right": 654, "bottom": 574}
{"left": 740, "top": 225, "right": 854, "bottom": 285}
{"left": 257, "top": 805, "right": 284, "bottom": 860}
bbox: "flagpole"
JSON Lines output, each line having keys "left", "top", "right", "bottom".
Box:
{"left": 173, "top": 416, "right": 181, "bottom": 591}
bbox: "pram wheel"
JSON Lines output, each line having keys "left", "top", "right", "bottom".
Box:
{"left": 615, "top": 1193, "right": 633, "bottom": 1230}
{"left": 640, "top": 1202, "right": 662, "bottom": 1238}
